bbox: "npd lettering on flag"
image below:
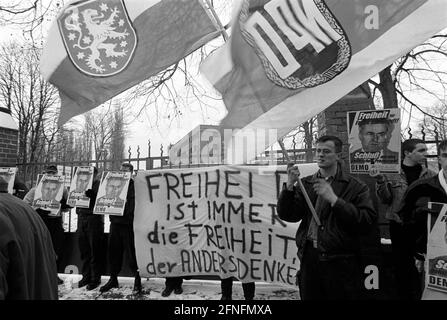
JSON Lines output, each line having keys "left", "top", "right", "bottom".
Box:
{"left": 41, "top": 0, "right": 221, "bottom": 126}
{"left": 200, "top": 0, "right": 447, "bottom": 162}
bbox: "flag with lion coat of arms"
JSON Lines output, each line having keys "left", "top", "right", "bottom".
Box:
{"left": 41, "top": 0, "right": 221, "bottom": 126}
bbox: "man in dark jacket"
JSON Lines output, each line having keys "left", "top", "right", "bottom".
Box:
{"left": 100, "top": 163, "right": 142, "bottom": 294}
{"left": 23, "top": 164, "right": 71, "bottom": 285}
{"left": 0, "top": 176, "right": 58, "bottom": 300}
{"left": 398, "top": 139, "right": 447, "bottom": 299}
{"left": 371, "top": 138, "right": 436, "bottom": 300}
{"left": 76, "top": 167, "right": 105, "bottom": 290}
{"left": 277, "top": 135, "right": 378, "bottom": 300}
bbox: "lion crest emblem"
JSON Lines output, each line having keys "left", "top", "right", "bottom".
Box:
{"left": 58, "top": 0, "right": 137, "bottom": 77}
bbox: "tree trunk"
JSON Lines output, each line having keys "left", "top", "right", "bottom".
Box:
{"left": 378, "top": 66, "right": 398, "bottom": 109}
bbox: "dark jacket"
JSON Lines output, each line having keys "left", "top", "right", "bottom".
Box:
{"left": 376, "top": 165, "right": 436, "bottom": 223}
{"left": 110, "top": 179, "right": 135, "bottom": 225}
{"left": 76, "top": 179, "right": 100, "bottom": 216}
{"left": 277, "top": 164, "right": 378, "bottom": 260}
{"left": 0, "top": 192, "right": 58, "bottom": 300}
{"left": 398, "top": 174, "right": 446, "bottom": 255}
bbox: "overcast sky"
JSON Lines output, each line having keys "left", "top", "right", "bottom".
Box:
{"left": 1, "top": 0, "right": 446, "bottom": 162}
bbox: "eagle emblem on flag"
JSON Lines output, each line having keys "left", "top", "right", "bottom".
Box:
{"left": 57, "top": 0, "right": 137, "bottom": 77}
{"left": 240, "top": 0, "right": 351, "bottom": 89}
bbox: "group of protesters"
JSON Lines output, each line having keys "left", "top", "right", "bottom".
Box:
{"left": 278, "top": 135, "right": 447, "bottom": 300}
{"left": 1, "top": 136, "right": 447, "bottom": 300}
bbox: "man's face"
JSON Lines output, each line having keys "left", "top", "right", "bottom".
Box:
{"left": 42, "top": 182, "right": 59, "bottom": 201}
{"left": 316, "top": 141, "right": 339, "bottom": 169}
{"left": 406, "top": 143, "right": 428, "bottom": 165}
{"left": 438, "top": 147, "right": 447, "bottom": 172}
{"left": 76, "top": 174, "right": 90, "bottom": 192}
{"left": 359, "top": 123, "right": 391, "bottom": 152}
{"left": 106, "top": 178, "right": 124, "bottom": 198}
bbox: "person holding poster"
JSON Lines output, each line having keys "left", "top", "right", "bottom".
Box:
{"left": 371, "top": 138, "right": 436, "bottom": 300}
{"left": 23, "top": 165, "right": 71, "bottom": 285}
{"left": 100, "top": 163, "right": 141, "bottom": 294}
{"left": 277, "top": 135, "right": 378, "bottom": 300}
{"left": 398, "top": 140, "right": 447, "bottom": 299}
{"left": 348, "top": 109, "right": 401, "bottom": 174}
{"left": 76, "top": 167, "right": 105, "bottom": 291}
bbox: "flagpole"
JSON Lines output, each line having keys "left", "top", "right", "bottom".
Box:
{"left": 278, "top": 140, "right": 321, "bottom": 226}
{"left": 204, "top": 0, "right": 229, "bottom": 41}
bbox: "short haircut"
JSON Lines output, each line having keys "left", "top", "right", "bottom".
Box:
{"left": 121, "top": 163, "right": 134, "bottom": 172}
{"left": 316, "top": 135, "right": 343, "bottom": 153}
{"left": 358, "top": 118, "right": 394, "bottom": 133}
{"left": 438, "top": 140, "right": 447, "bottom": 155}
{"left": 402, "top": 138, "right": 425, "bottom": 155}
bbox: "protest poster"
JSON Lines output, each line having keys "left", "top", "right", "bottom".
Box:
{"left": 348, "top": 109, "right": 401, "bottom": 174}
{"left": 94, "top": 171, "right": 131, "bottom": 216}
{"left": 423, "top": 202, "right": 447, "bottom": 299}
{"left": 32, "top": 174, "right": 65, "bottom": 216}
{"left": 67, "top": 166, "right": 94, "bottom": 208}
{"left": 0, "top": 167, "right": 17, "bottom": 194}
{"left": 134, "top": 163, "right": 319, "bottom": 287}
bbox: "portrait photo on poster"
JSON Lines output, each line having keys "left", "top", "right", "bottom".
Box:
{"left": 347, "top": 109, "right": 401, "bottom": 174}
{"left": 32, "top": 174, "right": 65, "bottom": 215}
{"left": 94, "top": 171, "right": 131, "bottom": 216}
{"left": 67, "top": 166, "right": 94, "bottom": 208}
{"left": 0, "top": 167, "right": 17, "bottom": 194}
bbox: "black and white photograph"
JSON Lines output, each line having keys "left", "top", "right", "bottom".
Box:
{"left": 1, "top": 0, "right": 447, "bottom": 308}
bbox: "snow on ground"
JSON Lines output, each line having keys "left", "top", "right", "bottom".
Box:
{"left": 58, "top": 274, "right": 300, "bottom": 300}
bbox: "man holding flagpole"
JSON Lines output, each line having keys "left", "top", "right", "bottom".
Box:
{"left": 277, "top": 135, "right": 378, "bottom": 300}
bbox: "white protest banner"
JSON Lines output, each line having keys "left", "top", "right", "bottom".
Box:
{"left": 0, "top": 167, "right": 17, "bottom": 194}
{"left": 134, "top": 164, "right": 319, "bottom": 287}
{"left": 422, "top": 202, "right": 447, "bottom": 299}
{"left": 68, "top": 166, "right": 94, "bottom": 208}
{"left": 348, "top": 109, "right": 401, "bottom": 174}
{"left": 94, "top": 171, "right": 131, "bottom": 216}
{"left": 33, "top": 174, "right": 65, "bottom": 216}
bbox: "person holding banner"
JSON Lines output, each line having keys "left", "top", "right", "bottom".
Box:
{"left": 277, "top": 135, "right": 378, "bottom": 300}
{"left": 23, "top": 165, "right": 71, "bottom": 285}
{"left": 76, "top": 167, "right": 105, "bottom": 291}
{"left": 371, "top": 138, "right": 436, "bottom": 300}
{"left": 0, "top": 176, "right": 58, "bottom": 300}
{"left": 220, "top": 277, "right": 255, "bottom": 301}
{"left": 100, "top": 163, "right": 142, "bottom": 294}
{"left": 398, "top": 139, "right": 447, "bottom": 299}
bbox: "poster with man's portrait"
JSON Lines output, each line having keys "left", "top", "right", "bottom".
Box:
{"left": 348, "top": 109, "right": 401, "bottom": 174}
{"left": 67, "top": 166, "right": 94, "bottom": 208}
{"left": 423, "top": 202, "right": 447, "bottom": 299}
{"left": 32, "top": 174, "right": 65, "bottom": 216}
{"left": 94, "top": 171, "right": 131, "bottom": 216}
{"left": 0, "top": 167, "right": 17, "bottom": 194}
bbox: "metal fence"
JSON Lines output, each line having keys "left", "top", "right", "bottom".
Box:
{"left": 15, "top": 140, "right": 316, "bottom": 233}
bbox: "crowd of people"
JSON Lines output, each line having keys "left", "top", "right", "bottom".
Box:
{"left": 1, "top": 137, "right": 447, "bottom": 300}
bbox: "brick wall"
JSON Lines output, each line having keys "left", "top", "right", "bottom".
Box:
{"left": 0, "top": 127, "right": 18, "bottom": 166}
{"left": 317, "top": 84, "right": 375, "bottom": 161}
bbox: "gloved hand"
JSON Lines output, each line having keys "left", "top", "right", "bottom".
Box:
{"left": 85, "top": 189, "right": 94, "bottom": 198}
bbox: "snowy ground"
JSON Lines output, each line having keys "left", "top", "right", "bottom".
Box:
{"left": 58, "top": 274, "right": 300, "bottom": 300}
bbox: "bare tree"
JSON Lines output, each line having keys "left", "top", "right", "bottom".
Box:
{"left": 0, "top": 41, "right": 60, "bottom": 166}
{"left": 417, "top": 102, "right": 447, "bottom": 141}
{"left": 368, "top": 32, "right": 447, "bottom": 121}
